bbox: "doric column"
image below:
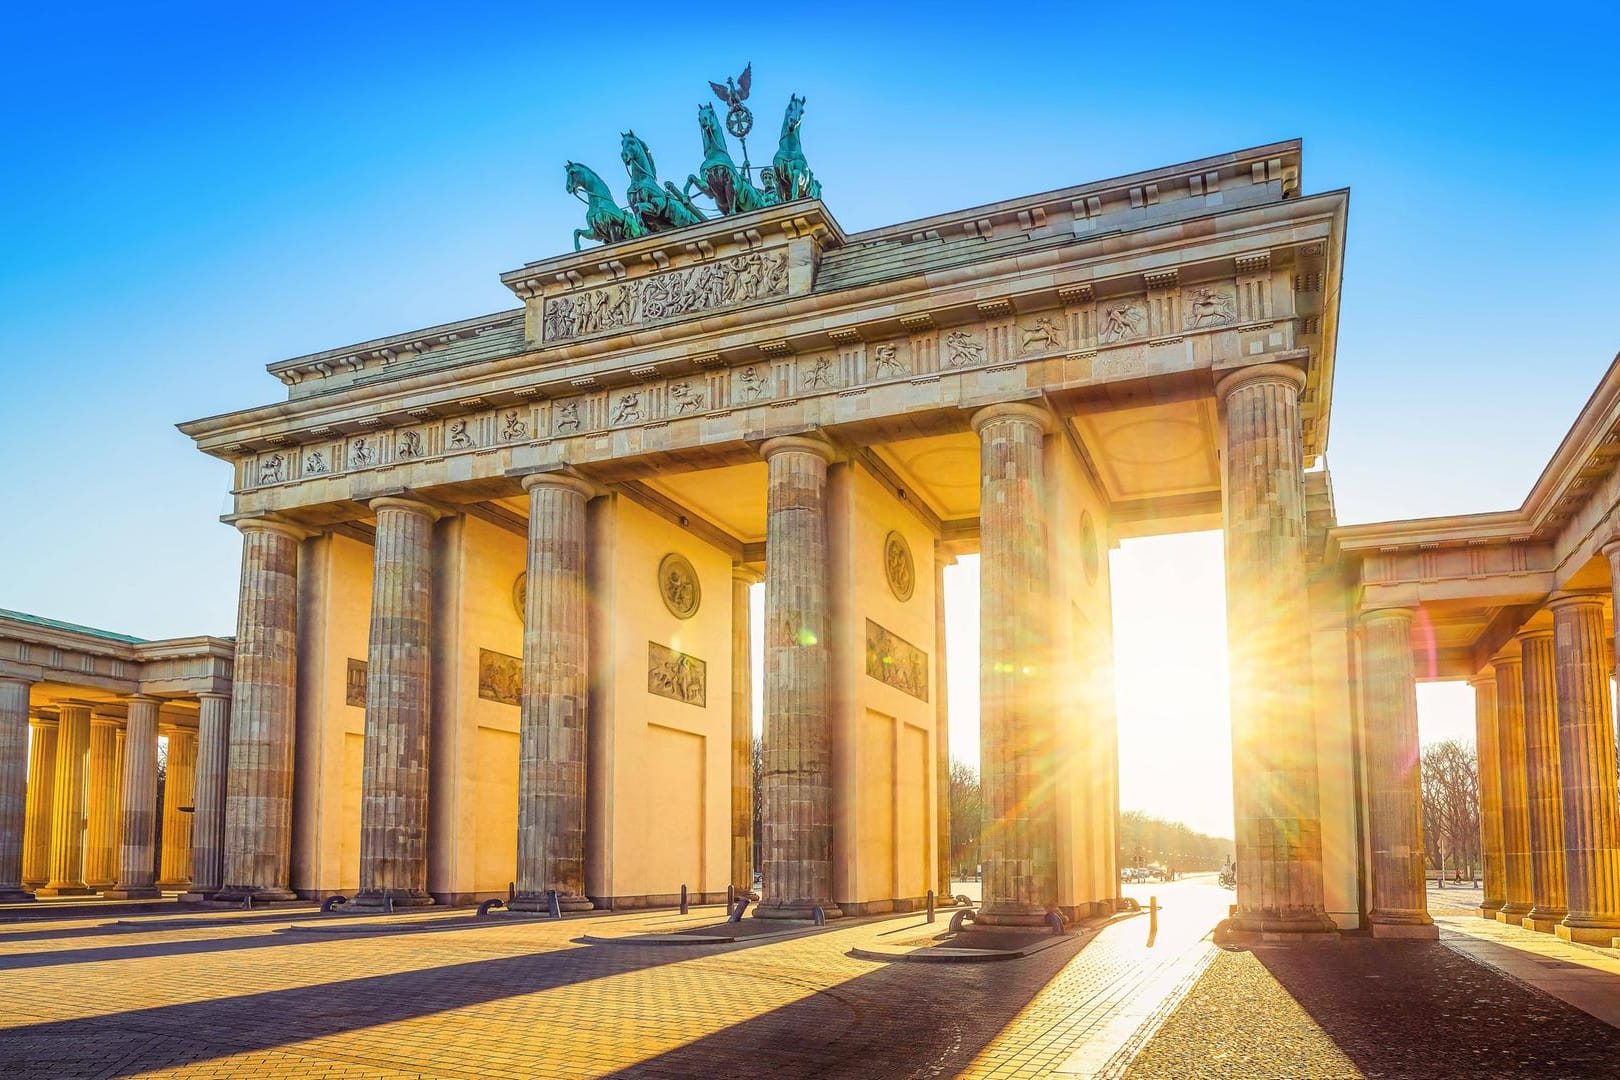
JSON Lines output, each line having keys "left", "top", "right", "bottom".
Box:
{"left": 1519, "top": 628, "right": 1567, "bottom": 931}
{"left": 21, "top": 712, "right": 57, "bottom": 890}
{"left": 972, "top": 404, "right": 1057, "bottom": 926}
{"left": 934, "top": 545, "right": 955, "bottom": 901}
{"left": 1550, "top": 588, "right": 1620, "bottom": 944}
{"left": 0, "top": 678, "right": 33, "bottom": 901}
{"left": 1470, "top": 669, "right": 1506, "bottom": 917}
{"left": 158, "top": 728, "right": 197, "bottom": 888}
{"left": 512, "top": 473, "right": 596, "bottom": 912}
{"left": 1494, "top": 654, "right": 1533, "bottom": 921}
{"left": 1216, "top": 363, "right": 1334, "bottom": 933}
{"left": 1359, "top": 608, "right": 1436, "bottom": 937}
{"left": 354, "top": 497, "right": 439, "bottom": 908}
{"left": 189, "top": 692, "right": 231, "bottom": 894}
{"left": 105, "top": 694, "right": 161, "bottom": 898}
{"left": 82, "top": 714, "right": 121, "bottom": 888}
{"left": 36, "top": 701, "right": 92, "bottom": 896}
{"left": 218, "top": 518, "right": 303, "bottom": 902}
{"left": 730, "top": 564, "right": 761, "bottom": 892}
{"left": 757, "top": 436, "right": 842, "bottom": 920}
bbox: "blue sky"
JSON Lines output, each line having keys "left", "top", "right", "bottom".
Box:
{"left": 3, "top": 5, "right": 1617, "bottom": 835}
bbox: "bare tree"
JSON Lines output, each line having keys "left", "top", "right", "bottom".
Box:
{"left": 751, "top": 736, "right": 763, "bottom": 876}
{"left": 1421, "top": 739, "right": 1480, "bottom": 883}
{"left": 1117, "top": 810, "right": 1233, "bottom": 873}
{"left": 949, "top": 758, "right": 981, "bottom": 878}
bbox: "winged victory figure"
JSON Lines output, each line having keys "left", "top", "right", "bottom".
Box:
{"left": 709, "top": 62, "right": 752, "bottom": 110}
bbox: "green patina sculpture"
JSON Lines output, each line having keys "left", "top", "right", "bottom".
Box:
{"left": 566, "top": 68, "right": 824, "bottom": 248}
{"left": 770, "top": 95, "right": 821, "bottom": 203}
{"left": 684, "top": 102, "right": 775, "bottom": 216}
{"left": 565, "top": 160, "right": 643, "bottom": 251}
{"left": 621, "top": 130, "right": 707, "bottom": 234}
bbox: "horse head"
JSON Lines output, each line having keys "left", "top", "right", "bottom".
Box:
{"left": 782, "top": 94, "right": 805, "bottom": 135}
{"left": 620, "top": 130, "right": 655, "bottom": 180}
{"left": 564, "top": 160, "right": 609, "bottom": 202}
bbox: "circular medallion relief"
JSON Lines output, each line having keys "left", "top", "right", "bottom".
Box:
{"left": 1080, "top": 512, "right": 1100, "bottom": 584}
{"left": 658, "top": 552, "right": 701, "bottom": 619}
{"left": 884, "top": 531, "right": 915, "bottom": 602}
{"left": 513, "top": 572, "right": 527, "bottom": 623}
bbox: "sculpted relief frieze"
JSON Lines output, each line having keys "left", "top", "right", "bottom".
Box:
{"left": 542, "top": 250, "right": 789, "bottom": 343}
{"left": 243, "top": 274, "right": 1285, "bottom": 492}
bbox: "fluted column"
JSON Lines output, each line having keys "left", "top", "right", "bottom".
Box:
{"left": 1495, "top": 654, "right": 1532, "bottom": 921}
{"left": 21, "top": 713, "right": 57, "bottom": 891}
{"left": 106, "top": 694, "right": 161, "bottom": 898}
{"left": 972, "top": 404, "right": 1057, "bottom": 926}
{"left": 82, "top": 714, "right": 121, "bottom": 888}
{"left": 353, "top": 497, "right": 439, "bottom": 908}
{"left": 1470, "top": 669, "right": 1506, "bottom": 917}
{"left": 1520, "top": 628, "right": 1567, "bottom": 931}
{"left": 935, "top": 545, "right": 955, "bottom": 900}
{"left": 1217, "top": 363, "right": 1334, "bottom": 934}
{"left": 1359, "top": 608, "right": 1436, "bottom": 937}
{"left": 189, "top": 692, "right": 231, "bottom": 894}
{"left": 158, "top": 728, "right": 197, "bottom": 888}
{"left": 218, "top": 518, "right": 303, "bottom": 902}
{"left": 512, "top": 473, "right": 596, "bottom": 912}
{"left": 36, "top": 701, "right": 92, "bottom": 896}
{"left": 757, "top": 436, "right": 842, "bottom": 920}
{"left": 1550, "top": 589, "right": 1620, "bottom": 944}
{"left": 730, "top": 565, "right": 761, "bottom": 892}
{"left": 0, "top": 678, "right": 33, "bottom": 901}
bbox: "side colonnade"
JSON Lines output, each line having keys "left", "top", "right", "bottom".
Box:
{"left": 0, "top": 680, "right": 227, "bottom": 902}
{"left": 1358, "top": 579, "right": 1620, "bottom": 945}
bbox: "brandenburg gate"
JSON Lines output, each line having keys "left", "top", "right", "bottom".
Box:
{"left": 167, "top": 133, "right": 1362, "bottom": 932}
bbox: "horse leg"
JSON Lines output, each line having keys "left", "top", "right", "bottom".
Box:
{"left": 574, "top": 229, "right": 591, "bottom": 251}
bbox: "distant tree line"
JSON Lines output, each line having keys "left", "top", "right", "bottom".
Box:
{"left": 1118, "top": 810, "right": 1232, "bottom": 873}
{"left": 1421, "top": 738, "right": 1479, "bottom": 882}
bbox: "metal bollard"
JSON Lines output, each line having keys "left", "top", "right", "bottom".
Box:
{"left": 728, "top": 896, "right": 751, "bottom": 923}
{"left": 1150, "top": 895, "right": 1159, "bottom": 936}
{"left": 242, "top": 896, "right": 252, "bottom": 911}
{"left": 926, "top": 889, "right": 936, "bottom": 924}
{"left": 812, "top": 906, "right": 826, "bottom": 926}
{"left": 547, "top": 889, "right": 562, "bottom": 920}
{"left": 949, "top": 908, "right": 973, "bottom": 932}
{"left": 509, "top": 881, "right": 516, "bottom": 905}
{"left": 727, "top": 884, "right": 736, "bottom": 916}
{"left": 680, "top": 884, "right": 688, "bottom": 915}
{"left": 385, "top": 895, "right": 395, "bottom": 915}
{"left": 477, "top": 898, "right": 506, "bottom": 917}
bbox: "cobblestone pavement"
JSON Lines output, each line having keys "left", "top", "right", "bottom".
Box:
{"left": 1125, "top": 886, "right": 1620, "bottom": 1079}
{"left": 0, "top": 881, "right": 1216, "bottom": 1079}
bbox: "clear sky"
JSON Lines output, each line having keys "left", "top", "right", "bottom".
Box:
{"left": 3, "top": 5, "right": 1617, "bottom": 839}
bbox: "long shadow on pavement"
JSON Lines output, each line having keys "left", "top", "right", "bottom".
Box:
{"left": 1248, "top": 938, "right": 1620, "bottom": 1076}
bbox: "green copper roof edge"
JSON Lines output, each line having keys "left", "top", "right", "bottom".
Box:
{"left": 0, "top": 608, "right": 149, "bottom": 645}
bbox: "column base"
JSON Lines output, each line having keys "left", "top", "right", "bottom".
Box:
{"left": 0, "top": 889, "right": 36, "bottom": 903}
{"left": 1495, "top": 902, "right": 1531, "bottom": 924}
{"left": 1228, "top": 909, "right": 1340, "bottom": 937}
{"left": 350, "top": 889, "right": 435, "bottom": 909}
{"left": 1478, "top": 898, "right": 1505, "bottom": 915}
{"left": 102, "top": 886, "right": 163, "bottom": 900}
{"left": 753, "top": 898, "right": 843, "bottom": 920}
{"left": 972, "top": 902, "right": 1054, "bottom": 927}
{"left": 509, "top": 891, "right": 596, "bottom": 913}
{"left": 212, "top": 886, "right": 299, "bottom": 903}
{"left": 155, "top": 880, "right": 192, "bottom": 891}
{"left": 1522, "top": 908, "right": 1567, "bottom": 933}
{"left": 32, "top": 885, "right": 94, "bottom": 897}
{"left": 1556, "top": 919, "right": 1620, "bottom": 946}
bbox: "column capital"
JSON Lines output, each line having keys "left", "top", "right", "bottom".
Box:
{"left": 369, "top": 495, "right": 444, "bottom": 521}
{"left": 1214, "top": 361, "right": 1307, "bottom": 403}
{"left": 1467, "top": 667, "right": 1496, "bottom": 689}
{"left": 731, "top": 564, "right": 764, "bottom": 587}
{"left": 0, "top": 675, "right": 34, "bottom": 690}
{"left": 195, "top": 691, "right": 231, "bottom": 703}
{"left": 27, "top": 709, "right": 57, "bottom": 726}
{"left": 1516, "top": 626, "right": 1555, "bottom": 644}
{"left": 517, "top": 470, "right": 597, "bottom": 499}
{"left": 1358, "top": 605, "right": 1415, "bottom": 628}
{"left": 760, "top": 433, "right": 839, "bottom": 464}
{"left": 969, "top": 401, "right": 1054, "bottom": 436}
{"left": 231, "top": 515, "right": 315, "bottom": 542}
{"left": 89, "top": 712, "right": 121, "bottom": 727}
{"left": 1545, "top": 589, "right": 1607, "bottom": 613}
